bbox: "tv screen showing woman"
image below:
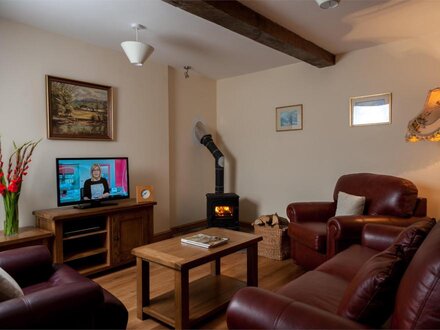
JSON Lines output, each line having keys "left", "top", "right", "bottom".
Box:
{"left": 56, "top": 157, "right": 129, "bottom": 207}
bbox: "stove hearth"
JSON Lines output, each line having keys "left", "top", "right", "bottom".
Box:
{"left": 206, "top": 193, "right": 239, "bottom": 230}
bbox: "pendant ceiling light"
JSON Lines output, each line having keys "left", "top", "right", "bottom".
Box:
{"left": 121, "top": 24, "right": 154, "bottom": 67}
{"left": 315, "top": 0, "right": 340, "bottom": 9}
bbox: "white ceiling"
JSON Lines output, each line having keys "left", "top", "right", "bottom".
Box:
{"left": 0, "top": 0, "right": 438, "bottom": 79}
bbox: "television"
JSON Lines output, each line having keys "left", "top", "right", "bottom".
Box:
{"left": 56, "top": 157, "right": 129, "bottom": 208}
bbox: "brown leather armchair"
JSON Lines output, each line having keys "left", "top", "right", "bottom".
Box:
{"left": 0, "top": 245, "right": 128, "bottom": 329}
{"left": 287, "top": 173, "right": 428, "bottom": 269}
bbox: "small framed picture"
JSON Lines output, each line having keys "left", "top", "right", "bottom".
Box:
{"left": 46, "top": 75, "right": 114, "bottom": 140}
{"left": 350, "top": 93, "right": 392, "bottom": 126}
{"left": 276, "top": 104, "right": 303, "bottom": 132}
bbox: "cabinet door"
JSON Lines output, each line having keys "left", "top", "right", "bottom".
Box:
{"left": 111, "top": 209, "right": 151, "bottom": 265}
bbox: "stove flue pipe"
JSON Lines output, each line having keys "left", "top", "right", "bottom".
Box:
{"left": 194, "top": 121, "right": 224, "bottom": 194}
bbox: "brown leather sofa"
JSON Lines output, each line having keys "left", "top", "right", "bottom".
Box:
{"left": 287, "top": 173, "right": 428, "bottom": 269}
{"left": 0, "top": 245, "right": 128, "bottom": 329}
{"left": 227, "top": 219, "right": 440, "bottom": 329}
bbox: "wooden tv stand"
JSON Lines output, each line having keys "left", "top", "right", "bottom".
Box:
{"left": 34, "top": 199, "right": 156, "bottom": 276}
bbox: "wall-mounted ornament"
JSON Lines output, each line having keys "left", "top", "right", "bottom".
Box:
{"left": 406, "top": 88, "right": 440, "bottom": 142}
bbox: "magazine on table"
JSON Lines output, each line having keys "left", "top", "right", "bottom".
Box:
{"left": 181, "top": 233, "right": 229, "bottom": 248}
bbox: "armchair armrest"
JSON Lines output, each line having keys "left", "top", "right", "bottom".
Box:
{"left": 0, "top": 281, "right": 104, "bottom": 329}
{"left": 286, "top": 202, "right": 336, "bottom": 223}
{"left": 361, "top": 224, "right": 405, "bottom": 251}
{"left": 0, "top": 245, "right": 52, "bottom": 287}
{"left": 327, "top": 216, "right": 429, "bottom": 258}
{"left": 227, "top": 287, "right": 370, "bottom": 329}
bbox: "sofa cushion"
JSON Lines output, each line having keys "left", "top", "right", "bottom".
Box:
{"left": 337, "top": 250, "right": 404, "bottom": 326}
{"left": 392, "top": 220, "right": 440, "bottom": 329}
{"left": 317, "top": 245, "right": 378, "bottom": 282}
{"left": 277, "top": 271, "right": 348, "bottom": 313}
{"left": 388, "top": 218, "right": 435, "bottom": 261}
{"left": 333, "top": 173, "right": 418, "bottom": 217}
{"left": 0, "top": 267, "right": 23, "bottom": 302}
{"left": 335, "top": 191, "right": 365, "bottom": 216}
{"left": 337, "top": 219, "right": 435, "bottom": 327}
{"left": 289, "top": 222, "right": 326, "bottom": 252}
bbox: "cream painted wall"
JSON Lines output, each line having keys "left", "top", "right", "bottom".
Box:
{"left": 5, "top": 16, "right": 438, "bottom": 234}
{"left": 168, "top": 68, "right": 217, "bottom": 227}
{"left": 0, "top": 19, "right": 171, "bottom": 233}
{"left": 217, "top": 35, "right": 440, "bottom": 223}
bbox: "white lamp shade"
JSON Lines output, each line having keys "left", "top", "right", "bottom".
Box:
{"left": 315, "top": 0, "right": 340, "bottom": 9}
{"left": 121, "top": 41, "right": 154, "bottom": 66}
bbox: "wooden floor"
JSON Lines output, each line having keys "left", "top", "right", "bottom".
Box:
{"left": 94, "top": 252, "right": 305, "bottom": 329}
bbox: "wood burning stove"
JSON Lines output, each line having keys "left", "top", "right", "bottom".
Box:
{"left": 195, "top": 121, "right": 240, "bottom": 230}
{"left": 206, "top": 193, "right": 239, "bottom": 229}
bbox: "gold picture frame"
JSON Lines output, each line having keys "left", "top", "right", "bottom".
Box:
{"left": 136, "top": 185, "right": 155, "bottom": 203}
{"left": 349, "top": 93, "right": 392, "bottom": 127}
{"left": 46, "top": 75, "right": 114, "bottom": 140}
{"left": 276, "top": 104, "right": 303, "bottom": 132}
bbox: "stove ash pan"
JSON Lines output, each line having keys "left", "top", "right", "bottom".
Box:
{"left": 206, "top": 193, "right": 239, "bottom": 230}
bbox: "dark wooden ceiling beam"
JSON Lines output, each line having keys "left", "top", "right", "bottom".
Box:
{"left": 162, "top": 0, "right": 335, "bottom": 68}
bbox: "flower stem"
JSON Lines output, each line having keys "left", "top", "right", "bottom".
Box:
{"left": 3, "top": 192, "right": 19, "bottom": 236}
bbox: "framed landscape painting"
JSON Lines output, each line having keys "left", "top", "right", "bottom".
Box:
{"left": 276, "top": 104, "right": 303, "bottom": 131}
{"left": 46, "top": 75, "right": 114, "bottom": 140}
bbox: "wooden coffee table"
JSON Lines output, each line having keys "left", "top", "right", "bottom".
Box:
{"left": 132, "top": 227, "right": 262, "bottom": 329}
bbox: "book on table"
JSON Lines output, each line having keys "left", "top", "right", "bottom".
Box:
{"left": 181, "top": 233, "right": 229, "bottom": 248}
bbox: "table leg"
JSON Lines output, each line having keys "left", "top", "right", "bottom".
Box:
{"left": 247, "top": 243, "right": 258, "bottom": 286}
{"left": 211, "top": 257, "right": 221, "bottom": 275}
{"left": 136, "top": 257, "right": 150, "bottom": 320}
{"left": 175, "top": 268, "right": 190, "bottom": 330}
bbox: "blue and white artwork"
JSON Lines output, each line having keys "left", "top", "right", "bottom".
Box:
{"left": 280, "top": 111, "right": 298, "bottom": 127}
{"left": 276, "top": 105, "right": 303, "bottom": 131}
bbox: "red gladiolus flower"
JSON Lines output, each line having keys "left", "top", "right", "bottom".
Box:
{"left": 0, "top": 139, "right": 40, "bottom": 197}
{"left": 8, "top": 180, "right": 20, "bottom": 193}
{"left": 8, "top": 184, "right": 18, "bottom": 193}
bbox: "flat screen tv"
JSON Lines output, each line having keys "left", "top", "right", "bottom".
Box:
{"left": 56, "top": 157, "right": 129, "bottom": 208}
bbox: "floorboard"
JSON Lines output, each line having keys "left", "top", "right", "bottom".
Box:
{"left": 94, "top": 252, "right": 305, "bottom": 329}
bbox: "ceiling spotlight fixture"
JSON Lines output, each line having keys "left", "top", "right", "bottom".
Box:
{"left": 184, "top": 66, "right": 192, "bottom": 79}
{"left": 315, "top": 0, "right": 340, "bottom": 9}
{"left": 121, "top": 23, "right": 154, "bottom": 67}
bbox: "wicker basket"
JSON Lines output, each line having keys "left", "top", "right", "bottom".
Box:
{"left": 254, "top": 225, "right": 290, "bottom": 260}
